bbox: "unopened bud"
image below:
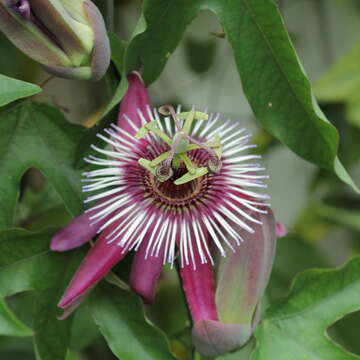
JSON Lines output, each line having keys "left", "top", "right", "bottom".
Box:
{"left": 0, "top": 0, "right": 110, "bottom": 80}
{"left": 215, "top": 210, "right": 276, "bottom": 340}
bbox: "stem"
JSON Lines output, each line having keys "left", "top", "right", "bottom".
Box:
{"left": 106, "top": 0, "right": 114, "bottom": 32}
{"left": 314, "top": 0, "right": 332, "bottom": 67}
{"left": 29, "top": 75, "right": 54, "bottom": 100}
{"left": 39, "top": 75, "right": 54, "bottom": 88}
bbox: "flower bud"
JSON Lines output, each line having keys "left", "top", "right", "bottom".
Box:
{"left": 0, "top": 0, "right": 110, "bottom": 80}
{"left": 188, "top": 210, "right": 276, "bottom": 357}
{"left": 215, "top": 209, "right": 276, "bottom": 345}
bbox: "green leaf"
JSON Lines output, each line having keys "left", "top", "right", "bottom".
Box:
{"left": 89, "top": 283, "right": 176, "bottom": 360}
{"left": 123, "top": 0, "right": 357, "bottom": 191}
{"left": 146, "top": 268, "right": 192, "bottom": 358}
{"left": 267, "top": 234, "right": 328, "bottom": 299}
{"left": 0, "top": 74, "right": 41, "bottom": 107}
{"left": 69, "top": 307, "right": 100, "bottom": 351}
{"left": 0, "top": 228, "right": 83, "bottom": 360}
{"left": 0, "top": 297, "right": 33, "bottom": 337}
{"left": 109, "top": 32, "right": 127, "bottom": 74}
{"left": 125, "top": 1, "right": 200, "bottom": 84}
{"left": 218, "top": 338, "right": 255, "bottom": 360}
{"left": 209, "top": 0, "right": 356, "bottom": 190}
{"left": 65, "top": 350, "right": 81, "bottom": 360}
{"left": 0, "top": 335, "right": 34, "bottom": 355}
{"left": 252, "top": 256, "right": 360, "bottom": 360}
{"left": 101, "top": 66, "right": 128, "bottom": 119}
{"left": 0, "top": 102, "right": 86, "bottom": 229}
{"left": 101, "top": 22, "right": 146, "bottom": 118}
{"left": 74, "top": 109, "right": 116, "bottom": 167}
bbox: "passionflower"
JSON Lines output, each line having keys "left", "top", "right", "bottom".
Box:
{"left": 0, "top": 0, "right": 110, "bottom": 80}
{"left": 51, "top": 71, "right": 277, "bottom": 355}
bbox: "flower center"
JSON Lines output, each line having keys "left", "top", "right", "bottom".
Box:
{"left": 136, "top": 107, "right": 223, "bottom": 186}
{"left": 146, "top": 164, "right": 208, "bottom": 206}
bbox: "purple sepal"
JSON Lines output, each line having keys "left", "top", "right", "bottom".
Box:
{"left": 180, "top": 256, "right": 218, "bottom": 322}
{"left": 129, "top": 239, "right": 164, "bottom": 305}
{"left": 58, "top": 220, "right": 128, "bottom": 310}
{"left": 57, "top": 287, "right": 93, "bottom": 320}
{"left": 117, "top": 72, "right": 151, "bottom": 135}
{"left": 50, "top": 198, "right": 114, "bottom": 252}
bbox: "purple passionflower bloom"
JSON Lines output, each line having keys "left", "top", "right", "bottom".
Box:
{"left": 0, "top": 0, "right": 110, "bottom": 80}
{"left": 51, "top": 71, "right": 278, "bottom": 355}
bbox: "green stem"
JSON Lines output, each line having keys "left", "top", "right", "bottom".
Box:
{"left": 106, "top": 0, "right": 115, "bottom": 32}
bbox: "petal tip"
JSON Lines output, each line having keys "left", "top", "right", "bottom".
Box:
{"left": 129, "top": 70, "right": 144, "bottom": 83}
{"left": 275, "top": 221, "right": 287, "bottom": 237}
{"left": 50, "top": 237, "right": 68, "bottom": 252}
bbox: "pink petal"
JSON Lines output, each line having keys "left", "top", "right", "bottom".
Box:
{"left": 179, "top": 258, "right": 218, "bottom": 322}
{"left": 117, "top": 71, "right": 151, "bottom": 135}
{"left": 129, "top": 239, "right": 164, "bottom": 305}
{"left": 57, "top": 287, "right": 93, "bottom": 320}
{"left": 58, "top": 221, "right": 128, "bottom": 309}
{"left": 50, "top": 201, "right": 113, "bottom": 252}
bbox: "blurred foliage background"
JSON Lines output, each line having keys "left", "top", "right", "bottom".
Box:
{"left": 1, "top": 0, "right": 360, "bottom": 359}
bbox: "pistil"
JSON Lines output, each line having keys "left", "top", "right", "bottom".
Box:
{"left": 137, "top": 106, "right": 223, "bottom": 184}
